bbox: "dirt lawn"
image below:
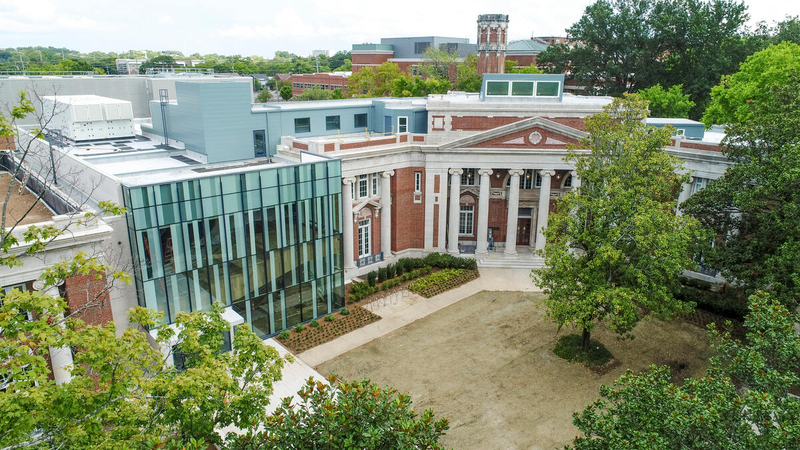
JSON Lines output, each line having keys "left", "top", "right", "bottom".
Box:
{"left": 316, "top": 291, "right": 713, "bottom": 449}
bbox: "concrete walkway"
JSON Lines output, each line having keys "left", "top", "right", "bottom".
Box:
{"left": 298, "top": 268, "right": 541, "bottom": 367}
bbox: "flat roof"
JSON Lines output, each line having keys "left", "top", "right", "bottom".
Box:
{"left": 645, "top": 118, "right": 703, "bottom": 125}
{"left": 43, "top": 94, "right": 132, "bottom": 105}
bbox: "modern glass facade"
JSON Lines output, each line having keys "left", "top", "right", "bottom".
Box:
{"left": 122, "top": 160, "right": 345, "bottom": 337}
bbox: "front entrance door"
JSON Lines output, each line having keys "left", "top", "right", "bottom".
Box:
{"left": 517, "top": 218, "right": 531, "bottom": 246}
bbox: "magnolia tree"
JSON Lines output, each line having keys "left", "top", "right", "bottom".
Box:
{"left": 533, "top": 95, "right": 707, "bottom": 351}
{"left": 570, "top": 292, "right": 800, "bottom": 448}
{"left": 227, "top": 376, "right": 450, "bottom": 449}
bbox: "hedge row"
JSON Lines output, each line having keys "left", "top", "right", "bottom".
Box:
{"left": 408, "top": 269, "right": 479, "bottom": 298}
{"left": 365, "top": 253, "right": 477, "bottom": 287}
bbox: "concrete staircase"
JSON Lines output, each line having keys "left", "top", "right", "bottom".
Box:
{"left": 477, "top": 252, "right": 546, "bottom": 269}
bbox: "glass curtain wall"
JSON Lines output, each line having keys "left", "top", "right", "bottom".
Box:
{"left": 123, "top": 160, "right": 345, "bottom": 337}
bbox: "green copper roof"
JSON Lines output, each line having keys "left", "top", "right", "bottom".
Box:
{"left": 507, "top": 39, "right": 549, "bottom": 53}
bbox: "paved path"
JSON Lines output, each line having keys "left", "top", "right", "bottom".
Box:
{"left": 298, "top": 268, "right": 540, "bottom": 367}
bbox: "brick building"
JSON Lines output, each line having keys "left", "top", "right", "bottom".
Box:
{"left": 290, "top": 72, "right": 350, "bottom": 96}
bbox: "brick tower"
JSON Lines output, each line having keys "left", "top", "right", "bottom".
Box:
{"left": 477, "top": 14, "right": 509, "bottom": 76}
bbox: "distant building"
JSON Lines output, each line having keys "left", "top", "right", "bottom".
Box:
{"left": 352, "top": 36, "right": 477, "bottom": 75}
{"left": 506, "top": 38, "right": 550, "bottom": 69}
{"left": 291, "top": 73, "right": 350, "bottom": 96}
{"left": 116, "top": 58, "right": 147, "bottom": 75}
{"left": 312, "top": 49, "right": 331, "bottom": 57}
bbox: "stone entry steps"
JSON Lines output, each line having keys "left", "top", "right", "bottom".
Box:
{"left": 477, "top": 254, "right": 545, "bottom": 269}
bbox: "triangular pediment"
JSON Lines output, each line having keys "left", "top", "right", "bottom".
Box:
{"left": 439, "top": 116, "right": 587, "bottom": 150}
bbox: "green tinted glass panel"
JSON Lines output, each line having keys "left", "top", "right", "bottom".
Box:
{"left": 511, "top": 82, "right": 534, "bottom": 96}
{"left": 536, "top": 81, "right": 560, "bottom": 97}
{"left": 486, "top": 81, "right": 509, "bottom": 96}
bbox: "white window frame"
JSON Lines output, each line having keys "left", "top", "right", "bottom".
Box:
{"left": 459, "top": 205, "right": 474, "bottom": 236}
{"left": 350, "top": 182, "right": 355, "bottom": 200}
{"left": 563, "top": 174, "right": 573, "bottom": 188}
{"left": 461, "top": 168, "right": 476, "bottom": 186}
{"left": 414, "top": 172, "right": 422, "bottom": 192}
{"left": 692, "top": 177, "right": 707, "bottom": 194}
{"left": 397, "top": 116, "right": 408, "bottom": 133}
{"left": 371, "top": 173, "right": 379, "bottom": 196}
{"left": 358, "top": 175, "right": 368, "bottom": 199}
{"left": 358, "top": 219, "right": 371, "bottom": 258}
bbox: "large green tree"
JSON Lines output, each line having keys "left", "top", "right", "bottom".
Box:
{"left": 227, "top": 377, "right": 449, "bottom": 449}
{"left": 637, "top": 84, "right": 695, "bottom": 118}
{"left": 701, "top": 41, "right": 800, "bottom": 126}
{"left": 537, "top": 0, "right": 753, "bottom": 117}
{"left": 569, "top": 291, "right": 800, "bottom": 448}
{"left": 683, "top": 74, "right": 800, "bottom": 306}
{"left": 533, "top": 95, "right": 706, "bottom": 350}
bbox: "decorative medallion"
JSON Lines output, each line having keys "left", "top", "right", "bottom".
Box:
{"left": 527, "top": 131, "right": 543, "bottom": 145}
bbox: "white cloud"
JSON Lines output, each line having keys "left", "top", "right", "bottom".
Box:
{"left": 215, "top": 7, "right": 315, "bottom": 39}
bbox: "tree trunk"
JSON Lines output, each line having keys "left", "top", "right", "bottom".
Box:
{"left": 581, "top": 329, "right": 591, "bottom": 352}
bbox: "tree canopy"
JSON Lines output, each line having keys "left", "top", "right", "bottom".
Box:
{"left": 536, "top": 0, "right": 756, "bottom": 118}
{"left": 683, "top": 74, "right": 800, "bottom": 306}
{"left": 533, "top": 95, "right": 706, "bottom": 350}
{"left": 227, "top": 377, "right": 449, "bottom": 449}
{"left": 569, "top": 291, "right": 800, "bottom": 449}
{"left": 638, "top": 84, "right": 695, "bottom": 118}
{"left": 701, "top": 41, "right": 800, "bottom": 126}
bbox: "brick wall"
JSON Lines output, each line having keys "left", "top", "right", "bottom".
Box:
{"left": 292, "top": 141, "right": 308, "bottom": 150}
{"left": 340, "top": 137, "right": 395, "bottom": 150}
{"left": 290, "top": 73, "right": 349, "bottom": 95}
{"left": 352, "top": 53, "right": 393, "bottom": 68}
{"left": 451, "top": 116, "right": 524, "bottom": 131}
{"left": 391, "top": 167, "right": 426, "bottom": 251}
{"left": 0, "top": 136, "right": 15, "bottom": 150}
{"left": 61, "top": 271, "right": 114, "bottom": 326}
{"left": 679, "top": 141, "right": 721, "bottom": 152}
{"left": 550, "top": 117, "right": 587, "bottom": 131}
{"left": 507, "top": 55, "right": 538, "bottom": 68}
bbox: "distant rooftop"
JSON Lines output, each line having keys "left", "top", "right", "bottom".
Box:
{"left": 43, "top": 95, "right": 132, "bottom": 105}
{"left": 507, "top": 39, "right": 549, "bottom": 53}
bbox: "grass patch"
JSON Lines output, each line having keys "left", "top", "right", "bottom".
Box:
{"left": 553, "top": 334, "right": 613, "bottom": 367}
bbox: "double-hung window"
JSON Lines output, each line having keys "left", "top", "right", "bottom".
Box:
{"left": 397, "top": 116, "right": 408, "bottom": 133}
{"left": 459, "top": 205, "right": 474, "bottom": 235}
{"left": 358, "top": 175, "right": 368, "bottom": 198}
{"left": 371, "top": 173, "right": 379, "bottom": 196}
{"left": 414, "top": 172, "right": 422, "bottom": 192}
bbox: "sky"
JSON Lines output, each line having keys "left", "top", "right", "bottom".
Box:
{"left": 1, "top": 0, "right": 799, "bottom": 58}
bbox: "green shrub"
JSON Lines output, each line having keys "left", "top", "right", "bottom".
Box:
{"left": 294, "top": 324, "right": 304, "bottom": 333}
{"left": 325, "top": 315, "right": 335, "bottom": 322}
{"left": 351, "top": 282, "right": 373, "bottom": 301}
{"left": 378, "top": 267, "right": 387, "bottom": 283}
{"left": 278, "top": 330, "right": 290, "bottom": 340}
{"left": 310, "top": 320, "right": 319, "bottom": 328}
{"left": 386, "top": 263, "right": 397, "bottom": 278}
{"left": 676, "top": 284, "right": 748, "bottom": 319}
{"left": 340, "top": 308, "right": 350, "bottom": 316}
{"left": 395, "top": 259, "right": 406, "bottom": 276}
{"left": 402, "top": 273, "right": 412, "bottom": 281}
{"left": 367, "top": 271, "right": 377, "bottom": 286}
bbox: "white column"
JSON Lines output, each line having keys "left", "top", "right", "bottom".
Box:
{"left": 342, "top": 177, "right": 356, "bottom": 269}
{"left": 475, "top": 169, "right": 493, "bottom": 256}
{"left": 535, "top": 169, "right": 556, "bottom": 251}
{"left": 34, "top": 280, "right": 72, "bottom": 385}
{"left": 447, "top": 168, "right": 463, "bottom": 254}
{"left": 676, "top": 176, "right": 694, "bottom": 216}
{"left": 380, "top": 170, "right": 394, "bottom": 256}
{"left": 504, "top": 169, "right": 524, "bottom": 256}
{"left": 570, "top": 170, "right": 581, "bottom": 189}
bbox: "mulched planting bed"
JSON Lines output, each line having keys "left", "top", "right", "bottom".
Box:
{"left": 277, "top": 305, "right": 381, "bottom": 353}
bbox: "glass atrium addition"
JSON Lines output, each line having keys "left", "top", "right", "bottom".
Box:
{"left": 123, "top": 160, "right": 345, "bottom": 337}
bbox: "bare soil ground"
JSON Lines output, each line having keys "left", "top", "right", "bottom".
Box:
{"left": 317, "top": 291, "right": 713, "bottom": 450}
{"left": 0, "top": 173, "right": 54, "bottom": 226}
